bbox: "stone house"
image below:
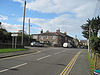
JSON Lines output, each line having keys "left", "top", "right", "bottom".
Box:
{"left": 32, "top": 29, "right": 78, "bottom": 47}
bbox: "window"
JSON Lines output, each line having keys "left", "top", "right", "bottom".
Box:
{"left": 33, "top": 35, "right": 37, "bottom": 39}
{"left": 46, "top": 36, "right": 48, "bottom": 39}
{"left": 40, "top": 35, "right": 42, "bottom": 38}
{"left": 52, "top": 36, "right": 56, "bottom": 39}
{"left": 40, "top": 35, "right": 43, "bottom": 39}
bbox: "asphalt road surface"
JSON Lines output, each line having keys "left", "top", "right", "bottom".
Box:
{"left": 0, "top": 47, "right": 91, "bottom": 75}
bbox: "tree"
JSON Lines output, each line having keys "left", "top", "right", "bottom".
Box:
{"left": 90, "top": 16, "right": 100, "bottom": 37}
{"left": 81, "top": 23, "right": 89, "bottom": 39}
{"left": 90, "top": 34, "right": 100, "bottom": 53}
{"left": 0, "top": 28, "right": 11, "bottom": 43}
{"left": 81, "top": 16, "right": 100, "bottom": 39}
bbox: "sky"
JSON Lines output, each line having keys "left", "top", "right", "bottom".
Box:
{"left": 0, "top": 0, "right": 100, "bottom": 40}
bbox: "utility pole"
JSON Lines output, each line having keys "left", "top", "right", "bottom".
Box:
{"left": 15, "top": 36, "right": 17, "bottom": 49}
{"left": 22, "top": 1, "right": 26, "bottom": 46}
{"left": 29, "top": 18, "right": 30, "bottom": 37}
{"left": 12, "top": 36, "right": 14, "bottom": 48}
{"left": 29, "top": 18, "right": 31, "bottom": 45}
{"left": 88, "top": 24, "right": 90, "bottom": 52}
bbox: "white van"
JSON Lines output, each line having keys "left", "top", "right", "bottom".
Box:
{"left": 63, "top": 43, "right": 72, "bottom": 48}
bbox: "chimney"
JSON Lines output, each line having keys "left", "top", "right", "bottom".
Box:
{"left": 64, "top": 32, "right": 67, "bottom": 35}
{"left": 56, "top": 29, "right": 60, "bottom": 33}
{"left": 41, "top": 29, "right": 43, "bottom": 33}
{"left": 46, "top": 30, "right": 49, "bottom": 33}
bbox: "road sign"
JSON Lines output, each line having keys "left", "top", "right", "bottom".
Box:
{"left": 11, "top": 33, "right": 18, "bottom": 48}
{"left": 11, "top": 34, "right": 18, "bottom": 36}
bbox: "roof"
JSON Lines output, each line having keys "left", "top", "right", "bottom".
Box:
{"left": 80, "top": 40, "right": 87, "bottom": 43}
{"left": 66, "top": 35, "right": 74, "bottom": 39}
{"left": 32, "top": 31, "right": 74, "bottom": 39}
{"left": 39, "top": 32, "right": 59, "bottom": 36}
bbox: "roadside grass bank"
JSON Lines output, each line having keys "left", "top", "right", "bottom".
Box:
{"left": 88, "top": 52, "right": 95, "bottom": 74}
{"left": 0, "top": 48, "right": 27, "bottom": 53}
{"left": 88, "top": 52, "right": 100, "bottom": 74}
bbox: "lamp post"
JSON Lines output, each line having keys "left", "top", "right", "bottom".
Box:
{"left": 22, "top": 1, "right": 26, "bottom": 46}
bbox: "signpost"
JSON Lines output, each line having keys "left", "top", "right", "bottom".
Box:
{"left": 11, "top": 33, "right": 18, "bottom": 49}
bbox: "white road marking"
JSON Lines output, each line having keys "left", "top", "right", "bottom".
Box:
{"left": 0, "top": 63, "right": 27, "bottom": 73}
{"left": 37, "top": 55, "right": 51, "bottom": 61}
{"left": 10, "top": 63, "right": 27, "bottom": 69}
{"left": 0, "top": 69, "right": 9, "bottom": 72}
{"left": 54, "top": 50, "right": 66, "bottom": 55}
{"left": 62, "top": 50, "right": 66, "bottom": 52}
{"left": 54, "top": 52, "right": 62, "bottom": 55}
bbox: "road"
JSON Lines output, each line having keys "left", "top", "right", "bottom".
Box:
{"left": 0, "top": 47, "right": 91, "bottom": 75}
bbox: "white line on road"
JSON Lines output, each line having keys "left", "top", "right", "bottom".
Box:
{"left": 54, "top": 52, "right": 62, "bottom": 55}
{"left": 54, "top": 50, "right": 66, "bottom": 55}
{"left": 10, "top": 63, "right": 27, "bottom": 69}
{"left": 0, "top": 63, "right": 27, "bottom": 73}
{"left": 0, "top": 69, "right": 9, "bottom": 73}
{"left": 62, "top": 50, "right": 66, "bottom": 52}
{"left": 37, "top": 55, "right": 51, "bottom": 61}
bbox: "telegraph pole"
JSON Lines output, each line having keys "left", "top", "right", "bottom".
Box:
{"left": 29, "top": 18, "right": 30, "bottom": 37}
{"left": 88, "top": 25, "right": 90, "bottom": 52}
{"left": 22, "top": 1, "right": 26, "bottom": 46}
{"left": 29, "top": 18, "right": 31, "bottom": 45}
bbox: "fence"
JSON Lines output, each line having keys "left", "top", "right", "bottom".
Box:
{"left": 0, "top": 43, "right": 23, "bottom": 49}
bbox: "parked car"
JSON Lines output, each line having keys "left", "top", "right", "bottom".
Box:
{"left": 63, "top": 43, "right": 72, "bottom": 48}
{"left": 31, "top": 42, "right": 37, "bottom": 47}
{"left": 31, "top": 42, "right": 44, "bottom": 47}
{"left": 36, "top": 42, "right": 44, "bottom": 47}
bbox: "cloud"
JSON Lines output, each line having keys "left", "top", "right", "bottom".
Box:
{"left": 18, "top": 14, "right": 83, "bottom": 36}
{"left": 13, "top": 0, "right": 24, "bottom": 3}
{"left": 13, "top": 0, "right": 96, "bottom": 15}
{"left": 25, "top": 0, "right": 97, "bottom": 17}
{"left": 13, "top": 0, "right": 99, "bottom": 39}
{"left": 15, "top": 0, "right": 98, "bottom": 22}
{"left": 0, "top": 15, "right": 8, "bottom": 20}
{"left": 2, "top": 22, "right": 22, "bottom": 32}
{"left": 74, "top": 1, "right": 97, "bottom": 18}
{"left": 1, "top": 22, "right": 34, "bottom": 34}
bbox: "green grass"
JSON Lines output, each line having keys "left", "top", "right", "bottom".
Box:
{"left": 0, "top": 48, "right": 27, "bottom": 53}
{"left": 88, "top": 52, "right": 95, "bottom": 73}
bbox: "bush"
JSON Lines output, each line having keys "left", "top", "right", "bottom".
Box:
{"left": 90, "top": 34, "right": 100, "bottom": 53}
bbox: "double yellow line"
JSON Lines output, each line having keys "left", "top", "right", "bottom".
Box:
{"left": 60, "top": 51, "right": 82, "bottom": 75}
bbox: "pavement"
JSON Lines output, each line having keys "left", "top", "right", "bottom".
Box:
{"left": 0, "top": 46, "right": 39, "bottom": 59}
{"left": 69, "top": 49, "right": 91, "bottom": 75}
{"left": 0, "top": 47, "right": 91, "bottom": 75}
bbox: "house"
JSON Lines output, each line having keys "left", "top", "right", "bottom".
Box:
{"left": 79, "top": 40, "right": 87, "bottom": 46}
{"left": 32, "top": 29, "right": 79, "bottom": 47}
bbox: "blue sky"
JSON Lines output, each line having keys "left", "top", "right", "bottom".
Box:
{"left": 0, "top": 0, "right": 99, "bottom": 40}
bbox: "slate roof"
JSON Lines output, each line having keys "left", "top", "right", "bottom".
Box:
{"left": 32, "top": 31, "right": 74, "bottom": 39}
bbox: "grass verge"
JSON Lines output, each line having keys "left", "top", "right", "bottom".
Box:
{"left": 0, "top": 48, "right": 27, "bottom": 53}
{"left": 88, "top": 52, "right": 95, "bottom": 74}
